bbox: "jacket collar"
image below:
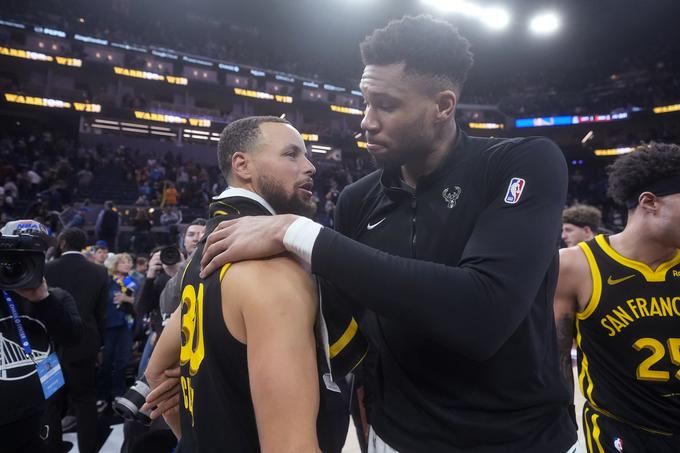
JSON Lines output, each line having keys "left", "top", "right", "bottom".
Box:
{"left": 212, "top": 187, "right": 276, "bottom": 215}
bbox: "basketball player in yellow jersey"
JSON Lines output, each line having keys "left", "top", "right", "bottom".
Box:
{"left": 145, "top": 117, "right": 322, "bottom": 452}
{"left": 554, "top": 142, "right": 680, "bottom": 452}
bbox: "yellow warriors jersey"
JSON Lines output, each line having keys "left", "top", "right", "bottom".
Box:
{"left": 576, "top": 234, "right": 680, "bottom": 435}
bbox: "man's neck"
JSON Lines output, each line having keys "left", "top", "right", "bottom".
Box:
{"left": 400, "top": 122, "right": 457, "bottom": 188}
{"left": 609, "top": 218, "right": 677, "bottom": 269}
{"left": 216, "top": 184, "right": 276, "bottom": 215}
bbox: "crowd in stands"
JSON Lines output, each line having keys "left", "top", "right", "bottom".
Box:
{"left": 0, "top": 123, "right": 374, "bottom": 237}
{"left": 3, "top": 0, "right": 680, "bottom": 116}
{"left": 6, "top": 114, "right": 680, "bottom": 239}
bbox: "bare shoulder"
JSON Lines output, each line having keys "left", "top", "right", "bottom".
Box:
{"left": 558, "top": 245, "right": 590, "bottom": 277}
{"left": 557, "top": 245, "right": 593, "bottom": 312}
{"left": 221, "top": 255, "right": 317, "bottom": 313}
{"left": 224, "top": 255, "right": 313, "bottom": 289}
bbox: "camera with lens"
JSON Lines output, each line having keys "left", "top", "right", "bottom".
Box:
{"left": 113, "top": 376, "right": 153, "bottom": 426}
{"left": 158, "top": 245, "right": 181, "bottom": 266}
{"left": 0, "top": 234, "right": 48, "bottom": 290}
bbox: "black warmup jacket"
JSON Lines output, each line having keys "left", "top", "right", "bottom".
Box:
{"left": 0, "top": 288, "right": 83, "bottom": 426}
{"left": 312, "top": 131, "right": 578, "bottom": 452}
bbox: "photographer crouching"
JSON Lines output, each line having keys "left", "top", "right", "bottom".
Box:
{"left": 0, "top": 220, "right": 83, "bottom": 453}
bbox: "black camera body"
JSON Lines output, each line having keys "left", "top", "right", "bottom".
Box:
{"left": 0, "top": 234, "right": 48, "bottom": 290}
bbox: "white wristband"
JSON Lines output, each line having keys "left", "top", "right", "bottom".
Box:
{"left": 283, "top": 217, "right": 323, "bottom": 267}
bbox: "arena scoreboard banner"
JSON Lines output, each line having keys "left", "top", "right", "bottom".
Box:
{"left": 114, "top": 66, "right": 188, "bottom": 85}
{"left": 653, "top": 104, "right": 680, "bottom": 114}
{"left": 301, "top": 133, "right": 319, "bottom": 142}
{"left": 4, "top": 93, "right": 100, "bottom": 112}
{"left": 133, "top": 111, "right": 211, "bottom": 127}
{"left": 233, "top": 88, "right": 293, "bottom": 104}
{"left": 593, "top": 147, "right": 635, "bottom": 156}
{"left": 0, "top": 46, "right": 82, "bottom": 67}
{"left": 73, "top": 102, "right": 102, "bottom": 112}
{"left": 330, "top": 105, "right": 363, "bottom": 115}
{"left": 515, "top": 112, "right": 628, "bottom": 128}
{"left": 469, "top": 122, "right": 504, "bottom": 129}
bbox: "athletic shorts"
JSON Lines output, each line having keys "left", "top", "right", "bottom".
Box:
{"left": 367, "top": 427, "right": 579, "bottom": 453}
{"left": 582, "top": 404, "right": 679, "bottom": 453}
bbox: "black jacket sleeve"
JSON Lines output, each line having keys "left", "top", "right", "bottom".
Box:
{"left": 137, "top": 274, "right": 165, "bottom": 315}
{"left": 312, "top": 138, "right": 567, "bottom": 361}
{"left": 30, "top": 287, "right": 84, "bottom": 348}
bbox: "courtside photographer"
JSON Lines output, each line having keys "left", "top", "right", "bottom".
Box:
{"left": 0, "top": 220, "right": 83, "bottom": 453}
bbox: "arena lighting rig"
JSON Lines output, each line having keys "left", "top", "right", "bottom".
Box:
{"left": 422, "top": 0, "right": 511, "bottom": 30}
{"left": 424, "top": 0, "right": 562, "bottom": 34}
{"left": 529, "top": 12, "right": 561, "bottom": 35}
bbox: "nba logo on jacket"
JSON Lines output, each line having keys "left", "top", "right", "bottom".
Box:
{"left": 504, "top": 177, "right": 526, "bottom": 204}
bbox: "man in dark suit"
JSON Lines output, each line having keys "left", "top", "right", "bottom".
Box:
{"left": 45, "top": 227, "right": 109, "bottom": 453}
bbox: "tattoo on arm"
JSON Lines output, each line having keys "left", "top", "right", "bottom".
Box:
{"left": 556, "top": 313, "right": 575, "bottom": 401}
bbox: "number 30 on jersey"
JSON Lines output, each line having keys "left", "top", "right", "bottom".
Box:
{"left": 180, "top": 283, "right": 205, "bottom": 375}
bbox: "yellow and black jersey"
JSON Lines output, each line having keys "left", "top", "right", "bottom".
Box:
{"left": 177, "top": 189, "right": 367, "bottom": 452}
{"left": 576, "top": 234, "right": 680, "bottom": 435}
{"left": 177, "top": 196, "right": 270, "bottom": 453}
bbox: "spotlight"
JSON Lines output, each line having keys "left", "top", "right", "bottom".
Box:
{"left": 481, "top": 7, "right": 510, "bottom": 30}
{"left": 529, "top": 12, "right": 560, "bottom": 35}
{"left": 422, "top": 0, "right": 511, "bottom": 30}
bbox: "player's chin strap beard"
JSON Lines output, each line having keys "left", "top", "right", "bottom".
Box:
{"left": 625, "top": 175, "right": 680, "bottom": 210}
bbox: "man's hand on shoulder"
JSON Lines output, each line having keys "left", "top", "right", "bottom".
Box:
{"left": 200, "top": 215, "right": 299, "bottom": 278}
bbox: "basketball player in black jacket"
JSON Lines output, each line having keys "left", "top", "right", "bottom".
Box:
{"left": 199, "top": 15, "right": 577, "bottom": 453}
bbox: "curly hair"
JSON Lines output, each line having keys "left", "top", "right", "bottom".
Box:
{"left": 607, "top": 142, "right": 680, "bottom": 207}
{"left": 562, "top": 204, "right": 602, "bottom": 229}
{"left": 359, "top": 15, "right": 474, "bottom": 94}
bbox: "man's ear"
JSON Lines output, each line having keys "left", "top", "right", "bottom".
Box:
{"left": 434, "top": 90, "right": 457, "bottom": 123}
{"left": 638, "top": 192, "right": 659, "bottom": 214}
{"left": 231, "top": 151, "right": 252, "bottom": 182}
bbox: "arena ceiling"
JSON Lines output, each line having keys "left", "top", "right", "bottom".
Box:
{"left": 139, "top": 0, "right": 680, "bottom": 84}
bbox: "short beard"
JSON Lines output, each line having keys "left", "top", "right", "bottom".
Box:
{"left": 257, "top": 174, "right": 317, "bottom": 218}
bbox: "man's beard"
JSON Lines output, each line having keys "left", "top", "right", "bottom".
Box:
{"left": 367, "top": 119, "right": 431, "bottom": 170}
{"left": 257, "top": 174, "right": 317, "bottom": 218}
